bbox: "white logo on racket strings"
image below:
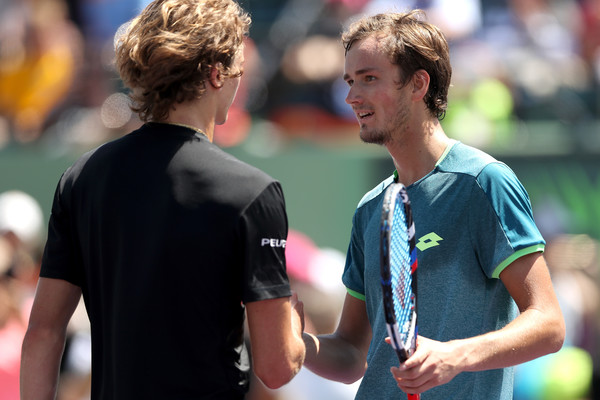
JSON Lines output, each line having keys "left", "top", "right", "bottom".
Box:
{"left": 261, "top": 238, "right": 286, "bottom": 248}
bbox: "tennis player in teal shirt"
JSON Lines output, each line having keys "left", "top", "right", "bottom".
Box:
{"left": 301, "top": 10, "right": 565, "bottom": 400}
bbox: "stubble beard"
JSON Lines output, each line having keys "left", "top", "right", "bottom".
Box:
{"left": 359, "top": 126, "right": 390, "bottom": 145}
{"left": 358, "top": 105, "right": 409, "bottom": 146}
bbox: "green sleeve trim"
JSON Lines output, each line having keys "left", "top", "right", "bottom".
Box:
{"left": 492, "top": 244, "right": 545, "bottom": 278}
{"left": 346, "top": 288, "right": 366, "bottom": 301}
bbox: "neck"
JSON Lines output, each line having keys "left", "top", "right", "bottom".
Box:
{"left": 164, "top": 100, "right": 215, "bottom": 142}
{"left": 161, "top": 121, "right": 210, "bottom": 140}
{"left": 386, "top": 119, "right": 451, "bottom": 186}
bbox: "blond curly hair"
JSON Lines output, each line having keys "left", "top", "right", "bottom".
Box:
{"left": 115, "top": 0, "right": 251, "bottom": 122}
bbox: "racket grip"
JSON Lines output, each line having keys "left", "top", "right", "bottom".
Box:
{"left": 407, "top": 394, "right": 420, "bottom": 400}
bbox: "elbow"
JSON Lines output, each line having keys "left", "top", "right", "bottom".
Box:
{"left": 254, "top": 345, "right": 305, "bottom": 389}
{"left": 254, "top": 359, "right": 303, "bottom": 389}
{"left": 541, "top": 311, "right": 566, "bottom": 355}
{"left": 549, "top": 317, "right": 566, "bottom": 354}
{"left": 339, "top": 369, "right": 365, "bottom": 385}
{"left": 257, "top": 372, "right": 294, "bottom": 390}
{"left": 337, "top": 376, "right": 361, "bottom": 385}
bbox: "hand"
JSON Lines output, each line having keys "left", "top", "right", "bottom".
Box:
{"left": 387, "top": 336, "right": 465, "bottom": 394}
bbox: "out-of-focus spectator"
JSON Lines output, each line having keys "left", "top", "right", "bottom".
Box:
{"left": 362, "top": 0, "right": 482, "bottom": 40}
{"left": 0, "top": 190, "right": 44, "bottom": 400}
{"left": 0, "top": 189, "right": 92, "bottom": 400}
{"left": 579, "top": 0, "right": 600, "bottom": 75}
{"left": 63, "top": 0, "right": 142, "bottom": 109}
{"left": 0, "top": 254, "right": 25, "bottom": 400}
{"left": 0, "top": 190, "right": 44, "bottom": 293}
{"left": 0, "top": 0, "right": 83, "bottom": 145}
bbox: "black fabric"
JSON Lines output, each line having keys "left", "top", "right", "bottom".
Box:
{"left": 41, "top": 123, "right": 291, "bottom": 399}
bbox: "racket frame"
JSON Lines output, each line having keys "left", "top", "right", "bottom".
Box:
{"left": 380, "top": 182, "right": 419, "bottom": 362}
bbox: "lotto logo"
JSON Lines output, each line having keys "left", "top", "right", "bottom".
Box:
{"left": 261, "top": 238, "right": 286, "bottom": 248}
{"left": 416, "top": 232, "right": 443, "bottom": 251}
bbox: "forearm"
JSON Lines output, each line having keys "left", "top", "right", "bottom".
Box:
{"left": 457, "top": 307, "right": 565, "bottom": 373}
{"left": 20, "top": 326, "right": 68, "bottom": 400}
{"left": 247, "top": 295, "right": 306, "bottom": 389}
{"left": 392, "top": 307, "right": 564, "bottom": 395}
{"left": 456, "top": 254, "right": 566, "bottom": 372}
{"left": 303, "top": 332, "right": 367, "bottom": 384}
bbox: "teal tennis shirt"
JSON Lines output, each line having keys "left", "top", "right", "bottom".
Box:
{"left": 342, "top": 141, "right": 545, "bottom": 400}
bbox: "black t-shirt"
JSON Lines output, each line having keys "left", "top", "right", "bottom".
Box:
{"left": 41, "top": 123, "right": 291, "bottom": 399}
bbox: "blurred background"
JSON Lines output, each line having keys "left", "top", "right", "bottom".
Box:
{"left": 0, "top": 0, "right": 598, "bottom": 399}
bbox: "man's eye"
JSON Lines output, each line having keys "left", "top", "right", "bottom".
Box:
{"left": 365, "top": 76, "right": 376, "bottom": 82}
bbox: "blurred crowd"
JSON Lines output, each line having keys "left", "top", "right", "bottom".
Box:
{"left": 0, "top": 0, "right": 598, "bottom": 150}
{"left": 1, "top": 0, "right": 600, "bottom": 399}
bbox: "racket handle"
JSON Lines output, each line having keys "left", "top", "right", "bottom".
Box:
{"left": 407, "top": 394, "right": 420, "bottom": 400}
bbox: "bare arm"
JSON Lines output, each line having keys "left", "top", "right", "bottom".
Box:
{"left": 302, "top": 292, "right": 372, "bottom": 384}
{"left": 392, "top": 252, "right": 565, "bottom": 394}
{"left": 21, "top": 277, "right": 82, "bottom": 400}
{"left": 245, "top": 293, "right": 306, "bottom": 389}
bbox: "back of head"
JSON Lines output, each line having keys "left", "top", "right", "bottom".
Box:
{"left": 342, "top": 10, "right": 451, "bottom": 119}
{"left": 115, "top": 0, "right": 251, "bottom": 122}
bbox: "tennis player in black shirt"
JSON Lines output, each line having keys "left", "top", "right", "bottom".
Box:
{"left": 20, "top": 1, "right": 305, "bottom": 398}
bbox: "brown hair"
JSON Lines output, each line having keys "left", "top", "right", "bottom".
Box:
{"left": 342, "top": 10, "right": 451, "bottom": 119}
{"left": 115, "top": 0, "right": 251, "bottom": 122}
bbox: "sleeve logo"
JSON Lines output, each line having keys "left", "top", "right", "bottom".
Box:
{"left": 261, "top": 238, "right": 286, "bottom": 248}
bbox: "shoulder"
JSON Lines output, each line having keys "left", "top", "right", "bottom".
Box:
{"left": 437, "top": 141, "right": 501, "bottom": 177}
{"left": 59, "top": 143, "right": 109, "bottom": 189}
{"left": 217, "top": 150, "right": 276, "bottom": 186}
{"left": 356, "top": 175, "right": 395, "bottom": 210}
{"left": 191, "top": 141, "right": 282, "bottom": 208}
{"left": 438, "top": 141, "right": 523, "bottom": 192}
{"left": 58, "top": 125, "right": 147, "bottom": 187}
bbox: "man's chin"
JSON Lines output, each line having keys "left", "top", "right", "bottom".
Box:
{"left": 359, "top": 129, "right": 386, "bottom": 145}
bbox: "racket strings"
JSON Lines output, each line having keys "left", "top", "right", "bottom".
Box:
{"left": 390, "top": 203, "right": 415, "bottom": 338}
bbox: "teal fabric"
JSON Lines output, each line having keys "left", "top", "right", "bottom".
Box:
{"left": 342, "top": 141, "right": 545, "bottom": 400}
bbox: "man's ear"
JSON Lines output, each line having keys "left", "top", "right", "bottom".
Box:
{"left": 209, "top": 62, "right": 224, "bottom": 89}
{"left": 411, "top": 69, "right": 430, "bottom": 101}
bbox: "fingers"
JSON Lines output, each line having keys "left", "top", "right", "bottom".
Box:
{"left": 389, "top": 336, "right": 463, "bottom": 395}
{"left": 390, "top": 365, "right": 422, "bottom": 394}
{"left": 386, "top": 335, "right": 428, "bottom": 393}
{"left": 390, "top": 350, "right": 431, "bottom": 395}
{"left": 383, "top": 335, "right": 421, "bottom": 368}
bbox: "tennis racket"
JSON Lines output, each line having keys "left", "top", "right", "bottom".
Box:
{"left": 380, "top": 182, "right": 419, "bottom": 400}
